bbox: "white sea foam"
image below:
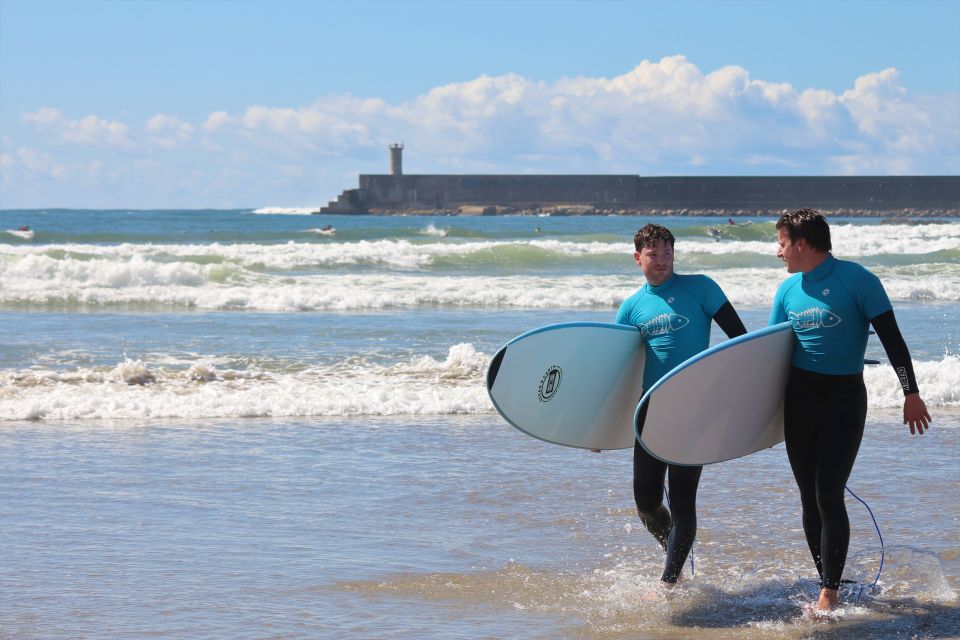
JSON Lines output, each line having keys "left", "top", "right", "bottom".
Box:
{"left": 864, "top": 356, "right": 960, "bottom": 409}
{"left": 0, "top": 264, "right": 632, "bottom": 309}
{"left": 2, "top": 346, "right": 957, "bottom": 421}
{"left": 2, "top": 265, "right": 958, "bottom": 310}
{"left": 0, "top": 344, "right": 491, "bottom": 421}
{"left": 420, "top": 224, "right": 449, "bottom": 237}
{"left": 0, "top": 239, "right": 629, "bottom": 270}
{"left": 112, "top": 357, "right": 157, "bottom": 385}
{"left": 250, "top": 207, "right": 318, "bottom": 215}
{"left": 679, "top": 223, "right": 960, "bottom": 256}
{"left": 2, "top": 223, "right": 958, "bottom": 310}
{"left": 2, "top": 224, "right": 957, "bottom": 275}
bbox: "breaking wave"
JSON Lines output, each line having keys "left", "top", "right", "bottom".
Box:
{"left": 2, "top": 346, "right": 957, "bottom": 421}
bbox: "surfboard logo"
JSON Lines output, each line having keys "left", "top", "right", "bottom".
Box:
{"left": 788, "top": 307, "right": 842, "bottom": 329}
{"left": 538, "top": 365, "right": 562, "bottom": 402}
{"left": 639, "top": 313, "right": 689, "bottom": 337}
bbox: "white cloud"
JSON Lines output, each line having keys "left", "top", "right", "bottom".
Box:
{"left": 21, "top": 57, "right": 958, "bottom": 175}
{"left": 16, "top": 147, "right": 68, "bottom": 178}
{"left": 240, "top": 104, "right": 372, "bottom": 142}
{"left": 202, "top": 111, "right": 235, "bottom": 131}
{"left": 21, "top": 106, "right": 63, "bottom": 127}
{"left": 23, "top": 107, "right": 138, "bottom": 151}
{"left": 145, "top": 114, "right": 195, "bottom": 149}
{"left": 6, "top": 56, "right": 958, "bottom": 205}
{"left": 281, "top": 55, "right": 952, "bottom": 174}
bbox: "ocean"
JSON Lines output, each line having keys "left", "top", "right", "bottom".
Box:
{"left": 1, "top": 209, "right": 958, "bottom": 639}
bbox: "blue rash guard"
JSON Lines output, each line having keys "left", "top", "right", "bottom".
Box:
{"left": 616, "top": 273, "right": 728, "bottom": 389}
{"left": 769, "top": 255, "right": 892, "bottom": 375}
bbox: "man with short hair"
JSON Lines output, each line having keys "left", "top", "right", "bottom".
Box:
{"left": 771, "top": 208, "right": 931, "bottom": 611}
{"left": 615, "top": 223, "right": 747, "bottom": 585}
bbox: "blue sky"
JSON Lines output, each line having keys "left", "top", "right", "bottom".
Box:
{"left": 2, "top": 0, "right": 958, "bottom": 208}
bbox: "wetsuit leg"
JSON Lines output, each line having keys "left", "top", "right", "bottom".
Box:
{"left": 634, "top": 402, "right": 703, "bottom": 583}
{"left": 784, "top": 377, "right": 824, "bottom": 581}
{"left": 633, "top": 437, "right": 671, "bottom": 550}
{"left": 785, "top": 369, "right": 867, "bottom": 590}
{"left": 663, "top": 463, "right": 703, "bottom": 583}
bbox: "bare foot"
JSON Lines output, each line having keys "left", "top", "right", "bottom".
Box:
{"left": 816, "top": 587, "right": 839, "bottom": 611}
{"left": 660, "top": 573, "right": 682, "bottom": 590}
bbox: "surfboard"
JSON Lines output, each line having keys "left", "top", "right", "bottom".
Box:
{"left": 635, "top": 321, "right": 795, "bottom": 465}
{"left": 6, "top": 229, "right": 34, "bottom": 240}
{"left": 487, "top": 322, "right": 646, "bottom": 449}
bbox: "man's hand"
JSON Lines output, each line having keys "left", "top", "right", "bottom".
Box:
{"left": 903, "top": 393, "right": 931, "bottom": 435}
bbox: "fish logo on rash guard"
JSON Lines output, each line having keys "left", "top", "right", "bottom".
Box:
{"left": 788, "top": 307, "right": 842, "bottom": 329}
{"left": 640, "top": 313, "right": 689, "bottom": 337}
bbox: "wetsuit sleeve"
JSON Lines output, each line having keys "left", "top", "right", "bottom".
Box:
{"left": 712, "top": 301, "right": 747, "bottom": 339}
{"left": 870, "top": 309, "right": 919, "bottom": 395}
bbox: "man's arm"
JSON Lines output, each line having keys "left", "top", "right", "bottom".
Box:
{"left": 870, "top": 309, "right": 931, "bottom": 434}
{"left": 713, "top": 301, "right": 747, "bottom": 339}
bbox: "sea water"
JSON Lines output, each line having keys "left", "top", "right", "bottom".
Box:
{"left": 1, "top": 209, "right": 958, "bottom": 638}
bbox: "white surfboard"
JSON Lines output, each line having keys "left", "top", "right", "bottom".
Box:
{"left": 6, "top": 229, "right": 34, "bottom": 240}
{"left": 635, "top": 321, "right": 795, "bottom": 465}
{"left": 487, "top": 322, "right": 646, "bottom": 449}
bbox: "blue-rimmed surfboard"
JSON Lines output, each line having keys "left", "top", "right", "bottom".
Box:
{"left": 635, "top": 321, "right": 795, "bottom": 466}
{"left": 487, "top": 322, "right": 646, "bottom": 449}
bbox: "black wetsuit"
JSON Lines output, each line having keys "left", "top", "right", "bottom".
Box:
{"left": 784, "top": 368, "right": 866, "bottom": 589}
{"left": 783, "top": 310, "right": 918, "bottom": 590}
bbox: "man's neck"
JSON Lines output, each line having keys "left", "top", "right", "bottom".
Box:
{"left": 801, "top": 251, "right": 830, "bottom": 273}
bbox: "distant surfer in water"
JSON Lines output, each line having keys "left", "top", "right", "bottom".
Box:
{"left": 770, "top": 209, "right": 931, "bottom": 612}
{"left": 613, "top": 224, "right": 747, "bottom": 586}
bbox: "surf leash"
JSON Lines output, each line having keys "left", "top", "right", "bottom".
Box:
{"left": 843, "top": 484, "right": 885, "bottom": 602}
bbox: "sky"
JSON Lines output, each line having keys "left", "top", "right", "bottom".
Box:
{"left": 1, "top": 0, "right": 958, "bottom": 209}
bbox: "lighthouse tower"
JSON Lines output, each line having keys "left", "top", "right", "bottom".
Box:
{"left": 389, "top": 143, "right": 403, "bottom": 176}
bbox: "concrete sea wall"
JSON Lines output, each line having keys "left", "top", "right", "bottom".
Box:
{"left": 321, "top": 174, "right": 960, "bottom": 215}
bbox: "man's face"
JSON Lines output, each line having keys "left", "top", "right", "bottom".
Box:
{"left": 776, "top": 227, "right": 803, "bottom": 273}
{"left": 635, "top": 240, "right": 674, "bottom": 286}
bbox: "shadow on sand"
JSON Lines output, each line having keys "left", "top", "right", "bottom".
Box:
{"left": 669, "top": 579, "right": 960, "bottom": 638}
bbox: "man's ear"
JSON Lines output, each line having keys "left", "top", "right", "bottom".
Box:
{"left": 634, "top": 251, "right": 643, "bottom": 264}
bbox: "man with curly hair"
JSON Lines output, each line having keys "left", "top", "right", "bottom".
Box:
{"left": 615, "top": 223, "right": 747, "bottom": 585}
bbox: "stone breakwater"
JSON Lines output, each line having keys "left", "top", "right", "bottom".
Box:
{"left": 360, "top": 204, "right": 959, "bottom": 218}
{"left": 322, "top": 174, "right": 960, "bottom": 215}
